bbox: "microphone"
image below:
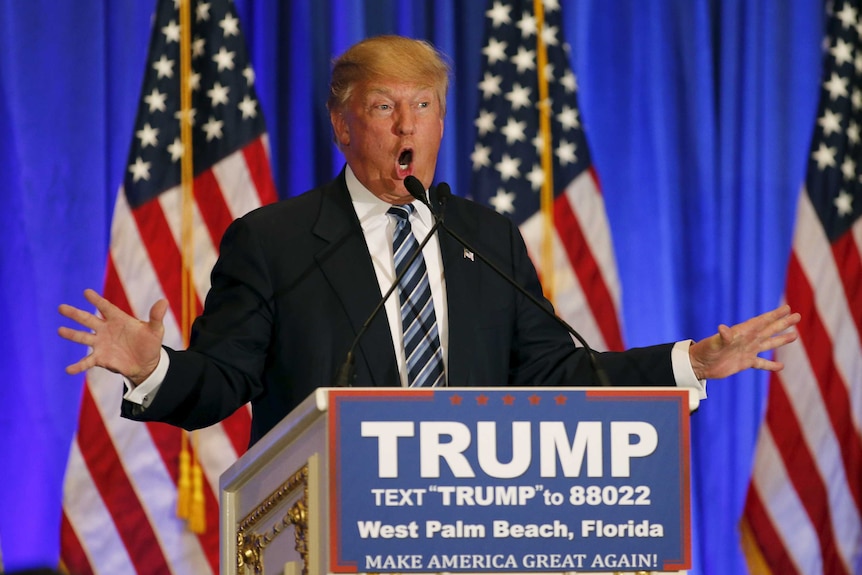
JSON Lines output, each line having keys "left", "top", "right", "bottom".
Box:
{"left": 332, "top": 177, "right": 444, "bottom": 387}
{"left": 407, "top": 178, "right": 611, "bottom": 388}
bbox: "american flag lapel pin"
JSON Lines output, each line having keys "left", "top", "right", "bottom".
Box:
{"left": 464, "top": 248, "right": 474, "bottom": 261}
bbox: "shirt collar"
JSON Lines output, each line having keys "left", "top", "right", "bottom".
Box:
{"left": 345, "top": 165, "right": 434, "bottom": 228}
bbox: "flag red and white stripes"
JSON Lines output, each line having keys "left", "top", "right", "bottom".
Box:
{"left": 471, "top": 0, "right": 624, "bottom": 352}
{"left": 60, "top": 0, "right": 277, "bottom": 573}
{"left": 740, "top": 1, "right": 862, "bottom": 573}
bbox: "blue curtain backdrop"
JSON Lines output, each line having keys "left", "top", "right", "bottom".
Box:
{"left": 0, "top": 0, "right": 823, "bottom": 573}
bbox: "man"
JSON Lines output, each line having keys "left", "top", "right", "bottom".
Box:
{"left": 59, "top": 36, "right": 800, "bottom": 447}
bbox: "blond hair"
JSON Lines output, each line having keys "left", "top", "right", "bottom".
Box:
{"left": 327, "top": 35, "right": 450, "bottom": 116}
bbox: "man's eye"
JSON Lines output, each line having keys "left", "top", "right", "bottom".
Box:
{"left": 377, "top": 104, "right": 391, "bottom": 111}
{"left": 418, "top": 102, "right": 429, "bottom": 108}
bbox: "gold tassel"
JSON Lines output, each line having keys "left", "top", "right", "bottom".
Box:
{"left": 188, "top": 434, "right": 206, "bottom": 533}
{"left": 176, "top": 432, "right": 191, "bottom": 519}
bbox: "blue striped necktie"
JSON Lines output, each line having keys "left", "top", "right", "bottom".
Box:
{"left": 388, "top": 204, "right": 445, "bottom": 387}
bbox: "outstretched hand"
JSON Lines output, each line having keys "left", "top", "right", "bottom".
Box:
{"left": 58, "top": 289, "right": 168, "bottom": 386}
{"left": 689, "top": 304, "right": 801, "bottom": 380}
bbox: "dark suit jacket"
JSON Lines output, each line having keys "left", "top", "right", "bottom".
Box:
{"left": 123, "top": 171, "right": 675, "bottom": 445}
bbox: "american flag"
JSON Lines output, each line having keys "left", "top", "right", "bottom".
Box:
{"left": 60, "top": 0, "right": 277, "bottom": 573}
{"left": 740, "top": 1, "right": 862, "bottom": 573}
{"left": 470, "top": 0, "right": 624, "bottom": 353}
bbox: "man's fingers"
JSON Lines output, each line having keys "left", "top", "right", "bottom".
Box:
{"left": 65, "top": 354, "right": 95, "bottom": 376}
{"left": 84, "top": 288, "right": 121, "bottom": 319}
{"left": 149, "top": 298, "right": 169, "bottom": 326}
{"left": 58, "top": 303, "right": 102, "bottom": 331}
{"left": 58, "top": 326, "right": 96, "bottom": 346}
{"left": 753, "top": 357, "right": 784, "bottom": 372}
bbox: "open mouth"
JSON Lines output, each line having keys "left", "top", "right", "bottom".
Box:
{"left": 398, "top": 148, "right": 413, "bottom": 172}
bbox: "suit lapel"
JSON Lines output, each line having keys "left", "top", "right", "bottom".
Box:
{"left": 312, "top": 174, "right": 398, "bottom": 386}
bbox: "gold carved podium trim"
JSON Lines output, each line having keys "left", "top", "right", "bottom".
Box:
{"left": 236, "top": 464, "right": 310, "bottom": 575}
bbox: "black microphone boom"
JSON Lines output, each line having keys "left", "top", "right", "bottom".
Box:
{"left": 332, "top": 177, "right": 444, "bottom": 387}
{"left": 417, "top": 180, "right": 612, "bottom": 387}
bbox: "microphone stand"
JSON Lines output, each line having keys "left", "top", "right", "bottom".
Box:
{"left": 406, "top": 178, "right": 611, "bottom": 388}
{"left": 332, "top": 198, "right": 445, "bottom": 387}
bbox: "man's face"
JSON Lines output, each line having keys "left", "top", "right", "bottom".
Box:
{"left": 331, "top": 79, "right": 444, "bottom": 204}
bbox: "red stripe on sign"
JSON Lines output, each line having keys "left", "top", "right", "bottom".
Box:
{"left": 104, "top": 254, "right": 133, "bottom": 315}
{"left": 785, "top": 253, "right": 862, "bottom": 515}
{"left": 146, "top": 422, "right": 220, "bottom": 574}
{"left": 194, "top": 167, "right": 236, "bottom": 250}
{"left": 131, "top": 199, "right": 203, "bottom": 331}
{"left": 60, "top": 509, "right": 96, "bottom": 575}
{"left": 742, "top": 487, "right": 801, "bottom": 575}
{"left": 221, "top": 407, "right": 251, "bottom": 455}
{"left": 553, "top": 191, "right": 624, "bottom": 351}
{"left": 245, "top": 136, "right": 279, "bottom": 204}
{"left": 766, "top": 374, "right": 850, "bottom": 575}
{"left": 831, "top": 231, "right": 862, "bottom": 339}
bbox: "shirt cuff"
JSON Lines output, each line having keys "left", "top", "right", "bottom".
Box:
{"left": 122, "top": 348, "right": 170, "bottom": 409}
{"left": 672, "top": 340, "right": 707, "bottom": 399}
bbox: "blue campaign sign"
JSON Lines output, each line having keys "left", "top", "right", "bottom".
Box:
{"left": 327, "top": 388, "right": 691, "bottom": 573}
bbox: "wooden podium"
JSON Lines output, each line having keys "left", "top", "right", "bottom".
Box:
{"left": 220, "top": 387, "right": 699, "bottom": 575}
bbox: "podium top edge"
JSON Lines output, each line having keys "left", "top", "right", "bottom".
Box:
{"left": 317, "top": 386, "right": 701, "bottom": 413}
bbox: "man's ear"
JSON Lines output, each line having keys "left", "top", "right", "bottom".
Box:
{"left": 330, "top": 111, "right": 349, "bottom": 147}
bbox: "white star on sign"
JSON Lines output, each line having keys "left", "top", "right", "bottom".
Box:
{"left": 812, "top": 142, "right": 836, "bottom": 169}
{"left": 486, "top": 1, "right": 512, "bottom": 28}
{"left": 517, "top": 13, "right": 537, "bottom": 38}
{"left": 830, "top": 38, "right": 853, "bottom": 66}
{"left": 193, "top": 37, "right": 206, "bottom": 58}
{"left": 474, "top": 109, "right": 497, "bottom": 137}
{"left": 557, "top": 105, "right": 580, "bottom": 130}
{"left": 834, "top": 190, "right": 854, "bottom": 216}
{"left": 511, "top": 47, "right": 536, "bottom": 73}
{"left": 238, "top": 96, "right": 257, "bottom": 119}
{"left": 167, "top": 138, "right": 184, "bottom": 162}
{"left": 202, "top": 117, "right": 224, "bottom": 141}
{"left": 818, "top": 109, "right": 842, "bottom": 136}
{"left": 506, "top": 83, "right": 532, "bottom": 110}
{"left": 129, "top": 157, "right": 151, "bottom": 182}
{"left": 824, "top": 72, "right": 849, "bottom": 100}
{"left": 490, "top": 188, "right": 516, "bottom": 214}
{"left": 526, "top": 164, "right": 545, "bottom": 191}
{"left": 243, "top": 66, "right": 255, "bottom": 86}
{"left": 136, "top": 123, "right": 159, "bottom": 148}
{"left": 153, "top": 55, "right": 175, "bottom": 79}
{"left": 220, "top": 13, "right": 240, "bottom": 37}
{"left": 496, "top": 154, "right": 522, "bottom": 181}
{"left": 848, "top": 121, "right": 860, "bottom": 144}
{"left": 478, "top": 72, "right": 503, "bottom": 99}
{"left": 213, "top": 47, "right": 235, "bottom": 72}
{"left": 500, "top": 117, "right": 527, "bottom": 144}
{"left": 555, "top": 140, "right": 577, "bottom": 165}
{"left": 483, "top": 38, "right": 508, "bottom": 65}
{"left": 196, "top": 2, "right": 211, "bottom": 21}
{"left": 560, "top": 69, "right": 577, "bottom": 93}
{"left": 162, "top": 20, "right": 180, "bottom": 43}
{"left": 207, "top": 82, "right": 230, "bottom": 107}
{"left": 841, "top": 157, "right": 856, "bottom": 181}
{"left": 144, "top": 88, "right": 167, "bottom": 113}
{"left": 471, "top": 142, "right": 492, "bottom": 169}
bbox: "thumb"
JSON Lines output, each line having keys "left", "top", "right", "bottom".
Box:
{"left": 717, "top": 323, "right": 733, "bottom": 344}
{"left": 148, "top": 299, "right": 169, "bottom": 328}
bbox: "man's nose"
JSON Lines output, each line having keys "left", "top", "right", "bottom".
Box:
{"left": 395, "top": 108, "right": 416, "bottom": 135}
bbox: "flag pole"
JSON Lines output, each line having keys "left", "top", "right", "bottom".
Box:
{"left": 533, "top": 0, "right": 556, "bottom": 304}
{"left": 176, "top": 0, "right": 205, "bottom": 535}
